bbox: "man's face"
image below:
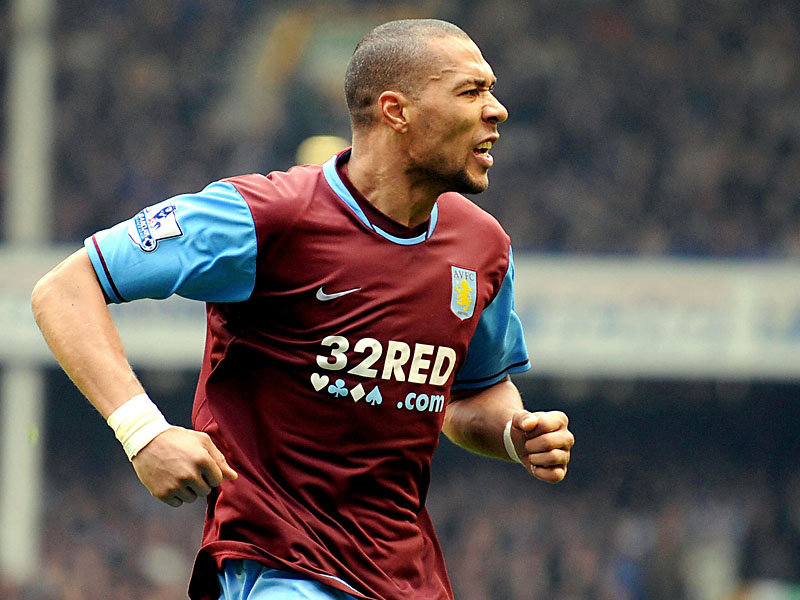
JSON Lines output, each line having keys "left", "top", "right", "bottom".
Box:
{"left": 404, "top": 36, "right": 508, "bottom": 195}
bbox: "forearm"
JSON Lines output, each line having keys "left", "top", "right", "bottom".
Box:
{"left": 32, "top": 249, "right": 237, "bottom": 503}
{"left": 31, "top": 248, "right": 143, "bottom": 418}
{"left": 442, "top": 377, "right": 525, "bottom": 460}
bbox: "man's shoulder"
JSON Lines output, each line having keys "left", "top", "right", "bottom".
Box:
{"left": 223, "top": 163, "right": 325, "bottom": 201}
{"left": 220, "top": 163, "right": 331, "bottom": 228}
{"left": 437, "top": 192, "right": 509, "bottom": 238}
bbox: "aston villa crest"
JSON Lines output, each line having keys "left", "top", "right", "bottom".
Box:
{"left": 450, "top": 266, "right": 477, "bottom": 320}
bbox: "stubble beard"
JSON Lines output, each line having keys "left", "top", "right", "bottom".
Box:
{"left": 414, "top": 161, "right": 489, "bottom": 196}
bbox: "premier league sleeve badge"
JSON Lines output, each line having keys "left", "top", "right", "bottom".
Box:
{"left": 127, "top": 201, "right": 183, "bottom": 252}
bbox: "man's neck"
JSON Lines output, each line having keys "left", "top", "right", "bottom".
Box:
{"left": 347, "top": 140, "right": 440, "bottom": 229}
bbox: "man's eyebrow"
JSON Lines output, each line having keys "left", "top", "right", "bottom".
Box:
{"left": 456, "top": 76, "right": 496, "bottom": 89}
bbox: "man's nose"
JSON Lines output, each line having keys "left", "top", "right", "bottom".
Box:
{"left": 484, "top": 94, "right": 509, "bottom": 124}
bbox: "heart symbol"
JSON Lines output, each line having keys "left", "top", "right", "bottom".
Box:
{"left": 311, "top": 373, "right": 329, "bottom": 392}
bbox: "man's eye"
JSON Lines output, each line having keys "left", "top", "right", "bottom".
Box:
{"left": 463, "top": 89, "right": 480, "bottom": 96}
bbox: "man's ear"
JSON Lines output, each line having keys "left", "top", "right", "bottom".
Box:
{"left": 378, "top": 90, "right": 409, "bottom": 133}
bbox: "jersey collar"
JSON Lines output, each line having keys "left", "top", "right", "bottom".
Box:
{"left": 322, "top": 150, "right": 439, "bottom": 245}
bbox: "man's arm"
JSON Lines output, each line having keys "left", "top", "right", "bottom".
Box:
{"left": 31, "top": 248, "right": 237, "bottom": 506}
{"left": 442, "top": 376, "right": 573, "bottom": 483}
{"left": 31, "top": 249, "right": 144, "bottom": 413}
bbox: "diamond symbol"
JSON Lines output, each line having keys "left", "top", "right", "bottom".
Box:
{"left": 351, "top": 384, "right": 365, "bottom": 402}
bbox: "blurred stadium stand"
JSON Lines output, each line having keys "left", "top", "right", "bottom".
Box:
{"left": 1, "top": 1, "right": 799, "bottom": 599}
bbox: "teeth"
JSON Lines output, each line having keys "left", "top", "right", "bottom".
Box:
{"left": 475, "top": 141, "right": 493, "bottom": 151}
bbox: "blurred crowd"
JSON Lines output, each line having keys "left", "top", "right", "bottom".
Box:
{"left": 465, "top": 0, "right": 800, "bottom": 257}
{"left": 2, "top": 0, "right": 800, "bottom": 598}
{"left": 2, "top": 0, "right": 798, "bottom": 256}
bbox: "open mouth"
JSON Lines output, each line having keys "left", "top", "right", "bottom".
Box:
{"left": 473, "top": 140, "right": 495, "bottom": 166}
{"left": 474, "top": 140, "right": 493, "bottom": 155}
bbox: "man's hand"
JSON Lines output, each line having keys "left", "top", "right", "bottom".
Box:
{"left": 510, "top": 411, "right": 574, "bottom": 483}
{"left": 131, "top": 427, "right": 238, "bottom": 507}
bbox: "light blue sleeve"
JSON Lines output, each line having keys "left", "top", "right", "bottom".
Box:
{"left": 452, "top": 248, "right": 531, "bottom": 390}
{"left": 84, "top": 181, "right": 257, "bottom": 303}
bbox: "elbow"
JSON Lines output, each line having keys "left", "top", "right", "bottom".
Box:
{"left": 31, "top": 248, "right": 106, "bottom": 327}
{"left": 31, "top": 257, "right": 73, "bottom": 327}
{"left": 31, "top": 270, "right": 58, "bottom": 327}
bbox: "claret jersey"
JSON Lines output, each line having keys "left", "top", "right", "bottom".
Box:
{"left": 85, "top": 149, "right": 530, "bottom": 600}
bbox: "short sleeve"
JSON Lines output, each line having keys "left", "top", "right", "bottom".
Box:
{"left": 84, "top": 181, "right": 258, "bottom": 303}
{"left": 452, "top": 247, "right": 531, "bottom": 390}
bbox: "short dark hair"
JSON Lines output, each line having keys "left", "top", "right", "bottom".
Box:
{"left": 344, "top": 19, "right": 471, "bottom": 129}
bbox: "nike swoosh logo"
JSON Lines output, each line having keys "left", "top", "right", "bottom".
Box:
{"left": 315, "top": 286, "right": 361, "bottom": 301}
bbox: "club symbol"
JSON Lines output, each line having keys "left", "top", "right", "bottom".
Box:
{"left": 328, "top": 379, "right": 348, "bottom": 398}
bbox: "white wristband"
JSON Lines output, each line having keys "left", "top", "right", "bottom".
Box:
{"left": 503, "top": 419, "right": 522, "bottom": 463}
{"left": 107, "top": 394, "right": 172, "bottom": 461}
